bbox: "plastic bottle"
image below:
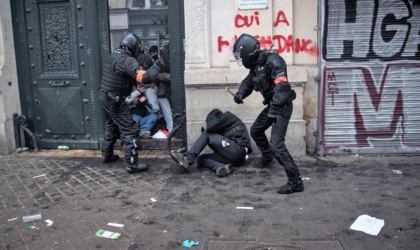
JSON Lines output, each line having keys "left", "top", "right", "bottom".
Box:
{"left": 221, "top": 140, "right": 230, "bottom": 147}
{"left": 58, "top": 145, "right": 69, "bottom": 150}
{"left": 17, "top": 147, "right": 29, "bottom": 152}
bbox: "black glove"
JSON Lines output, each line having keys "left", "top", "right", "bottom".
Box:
{"left": 234, "top": 93, "right": 243, "bottom": 104}
{"left": 155, "top": 58, "right": 165, "bottom": 72}
{"left": 268, "top": 116, "right": 277, "bottom": 124}
{"left": 201, "top": 127, "right": 205, "bottom": 133}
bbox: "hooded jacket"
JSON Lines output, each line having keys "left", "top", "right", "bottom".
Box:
{"left": 206, "top": 109, "right": 253, "bottom": 154}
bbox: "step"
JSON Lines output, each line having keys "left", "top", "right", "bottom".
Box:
{"left": 115, "top": 138, "right": 184, "bottom": 150}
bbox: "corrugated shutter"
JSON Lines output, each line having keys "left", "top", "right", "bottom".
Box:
{"left": 319, "top": 0, "right": 420, "bottom": 155}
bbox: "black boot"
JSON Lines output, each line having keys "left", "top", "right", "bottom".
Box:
{"left": 277, "top": 179, "right": 304, "bottom": 194}
{"left": 252, "top": 157, "right": 275, "bottom": 168}
{"left": 102, "top": 154, "right": 120, "bottom": 163}
{"left": 214, "top": 164, "right": 234, "bottom": 178}
{"left": 125, "top": 162, "right": 149, "bottom": 173}
{"left": 170, "top": 150, "right": 191, "bottom": 171}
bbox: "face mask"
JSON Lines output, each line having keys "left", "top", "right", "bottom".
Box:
{"left": 152, "top": 55, "right": 159, "bottom": 61}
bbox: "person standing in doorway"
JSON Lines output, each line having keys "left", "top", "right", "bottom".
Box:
{"left": 99, "top": 32, "right": 165, "bottom": 173}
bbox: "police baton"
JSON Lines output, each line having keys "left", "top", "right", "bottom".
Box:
{"left": 225, "top": 87, "right": 235, "bottom": 97}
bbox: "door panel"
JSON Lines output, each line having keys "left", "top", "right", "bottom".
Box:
{"left": 12, "top": 0, "right": 110, "bottom": 149}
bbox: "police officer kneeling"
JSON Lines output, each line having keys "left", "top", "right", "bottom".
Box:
{"left": 232, "top": 34, "right": 304, "bottom": 194}
{"left": 99, "top": 33, "right": 165, "bottom": 173}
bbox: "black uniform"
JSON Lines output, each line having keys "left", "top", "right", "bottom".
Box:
{"left": 99, "top": 48, "right": 161, "bottom": 168}
{"left": 170, "top": 109, "right": 252, "bottom": 177}
{"left": 233, "top": 34, "right": 304, "bottom": 194}
{"left": 237, "top": 51, "right": 301, "bottom": 178}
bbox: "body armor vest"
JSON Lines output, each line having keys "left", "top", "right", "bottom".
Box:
{"left": 100, "top": 52, "right": 136, "bottom": 95}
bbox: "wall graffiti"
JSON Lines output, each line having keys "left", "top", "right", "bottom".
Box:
{"left": 218, "top": 11, "right": 318, "bottom": 56}
{"left": 321, "top": 0, "right": 420, "bottom": 153}
{"left": 217, "top": 34, "right": 318, "bottom": 55}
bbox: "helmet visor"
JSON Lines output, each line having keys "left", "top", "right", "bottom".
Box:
{"left": 234, "top": 46, "right": 243, "bottom": 67}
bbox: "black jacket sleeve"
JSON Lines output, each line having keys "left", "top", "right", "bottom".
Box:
{"left": 237, "top": 72, "right": 254, "bottom": 100}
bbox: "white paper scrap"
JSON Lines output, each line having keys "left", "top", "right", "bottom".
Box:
{"left": 302, "top": 178, "right": 310, "bottom": 180}
{"left": 45, "top": 219, "right": 53, "bottom": 226}
{"left": 33, "top": 174, "right": 46, "bottom": 179}
{"left": 107, "top": 223, "right": 124, "bottom": 228}
{"left": 237, "top": 207, "right": 253, "bottom": 210}
{"left": 349, "top": 214, "right": 385, "bottom": 236}
{"left": 150, "top": 198, "right": 157, "bottom": 202}
{"left": 8, "top": 218, "right": 18, "bottom": 221}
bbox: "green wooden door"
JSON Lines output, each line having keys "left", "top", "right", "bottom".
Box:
{"left": 12, "top": 0, "right": 110, "bottom": 149}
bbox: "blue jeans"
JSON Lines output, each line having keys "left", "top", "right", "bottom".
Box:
{"left": 132, "top": 114, "right": 157, "bottom": 133}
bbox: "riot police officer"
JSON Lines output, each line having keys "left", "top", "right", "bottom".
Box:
{"left": 99, "top": 33, "right": 164, "bottom": 173}
{"left": 232, "top": 34, "right": 304, "bottom": 194}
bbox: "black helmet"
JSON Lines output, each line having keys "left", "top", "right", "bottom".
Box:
{"left": 233, "top": 34, "right": 260, "bottom": 69}
{"left": 119, "top": 33, "right": 142, "bottom": 58}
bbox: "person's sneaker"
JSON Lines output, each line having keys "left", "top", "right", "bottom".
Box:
{"left": 277, "top": 179, "right": 304, "bottom": 194}
{"left": 215, "top": 164, "right": 234, "bottom": 177}
{"left": 102, "top": 154, "right": 119, "bottom": 163}
{"left": 252, "top": 157, "right": 275, "bottom": 168}
{"left": 125, "top": 162, "right": 149, "bottom": 173}
{"left": 140, "top": 131, "right": 151, "bottom": 139}
{"left": 170, "top": 150, "right": 190, "bottom": 170}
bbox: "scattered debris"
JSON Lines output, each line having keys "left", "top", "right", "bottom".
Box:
{"left": 17, "top": 147, "right": 29, "bottom": 153}
{"left": 8, "top": 218, "right": 17, "bottom": 222}
{"left": 45, "top": 181, "right": 49, "bottom": 184}
{"left": 27, "top": 226, "right": 36, "bottom": 230}
{"left": 58, "top": 146, "right": 69, "bottom": 150}
{"left": 393, "top": 170, "right": 402, "bottom": 175}
{"left": 349, "top": 214, "right": 385, "bottom": 236}
{"left": 33, "top": 174, "right": 46, "bottom": 179}
{"left": 302, "top": 178, "right": 310, "bottom": 180}
{"left": 183, "top": 240, "right": 199, "bottom": 248}
{"left": 237, "top": 207, "right": 253, "bottom": 210}
{"left": 45, "top": 219, "right": 53, "bottom": 226}
{"left": 95, "top": 230, "right": 121, "bottom": 239}
{"left": 150, "top": 198, "right": 157, "bottom": 202}
{"left": 23, "top": 213, "right": 42, "bottom": 223}
{"left": 107, "top": 223, "right": 124, "bottom": 228}
{"left": 178, "top": 147, "right": 186, "bottom": 153}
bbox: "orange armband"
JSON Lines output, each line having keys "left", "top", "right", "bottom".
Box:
{"left": 136, "top": 70, "right": 146, "bottom": 83}
{"left": 274, "top": 76, "right": 288, "bottom": 84}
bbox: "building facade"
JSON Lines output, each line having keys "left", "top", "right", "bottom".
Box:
{"left": 1, "top": 0, "right": 418, "bottom": 156}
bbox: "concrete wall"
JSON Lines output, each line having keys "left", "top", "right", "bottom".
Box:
{"left": 0, "top": 1, "right": 20, "bottom": 155}
{"left": 184, "top": 0, "right": 319, "bottom": 156}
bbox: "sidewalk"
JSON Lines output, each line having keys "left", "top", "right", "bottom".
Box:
{"left": 0, "top": 150, "right": 419, "bottom": 249}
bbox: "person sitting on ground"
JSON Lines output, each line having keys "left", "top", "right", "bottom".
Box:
{"left": 170, "top": 109, "right": 252, "bottom": 177}
{"left": 130, "top": 85, "right": 158, "bottom": 139}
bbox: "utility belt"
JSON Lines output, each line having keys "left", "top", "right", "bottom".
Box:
{"left": 100, "top": 87, "right": 128, "bottom": 101}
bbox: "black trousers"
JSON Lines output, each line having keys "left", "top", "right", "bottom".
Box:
{"left": 99, "top": 89, "right": 140, "bottom": 165}
{"left": 250, "top": 107, "right": 301, "bottom": 182}
{"left": 186, "top": 131, "right": 247, "bottom": 170}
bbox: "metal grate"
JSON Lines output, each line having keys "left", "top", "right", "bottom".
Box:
{"left": 111, "top": 30, "right": 127, "bottom": 51}
{"left": 203, "top": 237, "right": 346, "bottom": 250}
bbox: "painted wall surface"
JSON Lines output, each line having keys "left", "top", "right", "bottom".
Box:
{"left": 0, "top": 0, "right": 20, "bottom": 154}
{"left": 185, "top": 0, "right": 319, "bottom": 155}
{"left": 320, "top": 0, "right": 420, "bottom": 155}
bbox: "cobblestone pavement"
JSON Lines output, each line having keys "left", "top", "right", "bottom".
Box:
{"left": 0, "top": 151, "right": 420, "bottom": 250}
{"left": 0, "top": 150, "right": 170, "bottom": 249}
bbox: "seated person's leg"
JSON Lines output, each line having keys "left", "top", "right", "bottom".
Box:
{"left": 196, "top": 153, "right": 234, "bottom": 177}
{"left": 157, "top": 97, "right": 173, "bottom": 132}
{"left": 207, "top": 134, "right": 247, "bottom": 166}
{"left": 139, "top": 114, "right": 157, "bottom": 134}
{"left": 132, "top": 114, "right": 142, "bottom": 128}
{"left": 145, "top": 88, "right": 160, "bottom": 113}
